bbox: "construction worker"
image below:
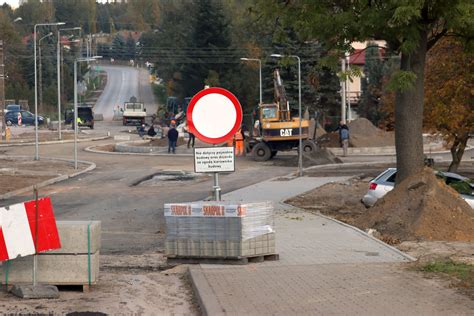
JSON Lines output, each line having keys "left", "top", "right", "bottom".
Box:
{"left": 235, "top": 128, "right": 244, "bottom": 156}
{"left": 74, "top": 116, "right": 83, "bottom": 130}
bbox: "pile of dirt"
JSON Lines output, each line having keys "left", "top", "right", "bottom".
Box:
{"left": 317, "top": 132, "right": 341, "bottom": 148}
{"left": 285, "top": 178, "right": 369, "bottom": 225}
{"left": 347, "top": 118, "right": 394, "bottom": 147}
{"left": 356, "top": 167, "right": 474, "bottom": 242}
{"left": 272, "top": 148, "right": 342, "bottom": 167}
{"left": 317, "top": 118, "right": 395, "bottom": 148}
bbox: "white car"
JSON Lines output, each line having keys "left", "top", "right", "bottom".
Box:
{"left": 362, "top": 168, "right": 474, "bottom": 208}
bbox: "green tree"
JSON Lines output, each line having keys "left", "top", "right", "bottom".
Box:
{"left": 260, "top": 0, "right": 474, "bottom": 183}
{"left": 111, "top": 33, "right": 126, "bottom": 59}
{"left": 181, "top": 0, "right": 235, "bottom": 97}
{"left": 125, "top": 33, "right": 136, "bottom": 60}
{"left": 16, "top": 0, "right": 54, "bottom": 27}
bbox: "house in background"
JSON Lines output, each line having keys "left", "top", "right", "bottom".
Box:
{"left": 346, "top": 40, "right": 386, "bottom": 119}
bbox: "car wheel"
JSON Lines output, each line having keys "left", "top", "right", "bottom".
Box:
{"left": 6, "top": 120, "right": 12, "bottom": 126}
{"left": 252, "top": 142, "right": 272, "bottom": 161}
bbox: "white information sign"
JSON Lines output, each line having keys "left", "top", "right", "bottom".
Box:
{"left": 194, "top": 147, "right": 235, "bottom": 173}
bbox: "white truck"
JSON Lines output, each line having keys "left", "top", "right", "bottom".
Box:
{"left": 122, "top": 98, "right": 146, "bottom": 126}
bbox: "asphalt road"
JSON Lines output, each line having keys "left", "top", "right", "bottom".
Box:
{"left": 2, "top": 131, "right": 296, "bottom": 254}
{"left": 94, "top": 65, "right": 158, "bottom": 120}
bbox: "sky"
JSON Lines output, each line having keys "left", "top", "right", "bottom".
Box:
{"left": 2, "top": 0, "right": 18, "bottom": 8}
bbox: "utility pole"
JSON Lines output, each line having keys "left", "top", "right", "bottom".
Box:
{"left": 39, "top": 44, "right": 43, "bottom": 114}
{"left": 346, "top": 53, "right": 352, "bottom": 122}
{"left": 340, "top": 58, "right": 347, "bottom": 124}
{"left": 0, "top": 41, "right": 5, "bottom": 141}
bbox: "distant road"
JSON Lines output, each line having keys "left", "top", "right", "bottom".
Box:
{"left": 94, "top": 65, "right": 157, "bottom": 121}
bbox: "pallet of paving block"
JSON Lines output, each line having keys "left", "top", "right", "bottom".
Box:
{"left": 166, "top": 253, "right": 279, "bottom": 265}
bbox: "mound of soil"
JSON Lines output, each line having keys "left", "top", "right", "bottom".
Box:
{"left": 317, "top": 132, "right": 341, "bottom": 148}
{"left": 356, "top": 167, "right": 474, "bottom": 242}
{"left": 286, "top": 178, "right": 369, "bottom": 225}
{"left": 348, "top": 118, "right": 394, "bottom": 147}
{"left": 317, "top": 118, "right": 395, "bottom": 148}
{"left": 272, "top": 148, "right": 342, "bottom": 167}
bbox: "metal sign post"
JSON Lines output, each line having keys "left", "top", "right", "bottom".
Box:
{"left": 213, "top": 172, "right": 221, "bottom": 201}
{"left": 33, "top": 186, "right": 39, "bottom": 287}
{"left": 187, "top": 88, "right": 242, "bottom": 201}
{"left": 212, "top": 145, "right": 221, "bottom": 201}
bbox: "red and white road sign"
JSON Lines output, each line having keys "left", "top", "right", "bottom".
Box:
{"left": 0, "top": 197, "right": 61, "bottom": 261}
{"left": 17, "top": 113, "right": 22, "bottom": 126}
{"left": 186, "top": 87, "right": 243, "bottom": 144}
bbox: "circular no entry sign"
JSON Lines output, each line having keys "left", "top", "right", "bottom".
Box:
{"left": 186, "top": 87, "right": 243, "bottom": 144}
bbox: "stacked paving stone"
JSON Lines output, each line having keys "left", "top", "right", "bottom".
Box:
{"left": 0, "top": 221, "right": 101, "bottom": 287}
{"left": 165, "top": 202, "right": 275, "bottom": 258}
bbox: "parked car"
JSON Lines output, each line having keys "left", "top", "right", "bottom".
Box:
{"left": 5, "top": 104, "right": 21, "bottom": 113}
{"left": 4, "top": 110, "right": 44, "bottom": 126}
{"left": 362, "top": 168, "right": 474, "bottom": 208}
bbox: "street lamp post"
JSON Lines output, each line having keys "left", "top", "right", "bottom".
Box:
{"left": 271, "top": 54, "right": 303, "bottom": 177}
{"left": 57, "top": 27, "right": 81, "bottom": 140}
{"left": 33, "top": 22, "right": 65, "bottom": 160}
{"left": 74, "top": 56, "right": 102, "bottom": 169}
{"left": 240, "top": 58, "right": 262, "bottom": 105}
{"left": 38, "top": 32, "right": 53, "bottom": 117}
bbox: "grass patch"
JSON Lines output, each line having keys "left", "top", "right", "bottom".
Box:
{"left": 422, "top": 260, "right": 473, "bottom": 280}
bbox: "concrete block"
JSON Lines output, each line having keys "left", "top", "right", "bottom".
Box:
{"left": 49, "top": 221, "right": 101, "bottom": 255}
{"left": 11, "top": 284, "right": 59, "bottom": 299}
{"left": 0, "top": 252, "right": 100, "bottom": 285}
{"left": 114, "top": 135, "right": 131, "bottom": 141}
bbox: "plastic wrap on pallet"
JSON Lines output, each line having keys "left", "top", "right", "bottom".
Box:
{"left": 164, "top": 201, "right": 274, "bottom": 241}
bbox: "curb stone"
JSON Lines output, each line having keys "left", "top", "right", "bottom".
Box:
{"left": 188, "top": 267, "right": 223, "bottom": 316}
{"left": 85, "top": 143, "right": 194, "bottom": 157}
{"left": 0, "top": 156, "right": 96, "bottom": 200}
{"left": 0, "top": 135, "right": 110, "bottom": 147}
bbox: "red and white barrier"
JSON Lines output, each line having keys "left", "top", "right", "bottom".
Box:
{"left": 0, "top": 197, "right": 61, "bottom": 261}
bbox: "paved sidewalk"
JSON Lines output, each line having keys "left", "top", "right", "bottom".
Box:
{"left": 189, "top": 177, "right": 474, "bottom": 315}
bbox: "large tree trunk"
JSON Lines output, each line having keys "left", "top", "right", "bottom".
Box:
{"left": 448, "top": 134, "right": 469, "bottom": 172}
{"left": 395, "top": 30, "right": 428, "bottom": 184}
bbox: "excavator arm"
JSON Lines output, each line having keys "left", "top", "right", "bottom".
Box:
{"left": 273, "top": 69, "right": 290, "bottom": 121}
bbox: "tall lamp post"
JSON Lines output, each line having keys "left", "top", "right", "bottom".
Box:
{"left": 240, "top": 58, "right": 262, "bottom": 105}
{"left": 38, "top": 32, "right": 53, "bottom": 117}
{"left": 271, "top": 54, "right": 303, "bottom": 177}
{"left": 57, "top": 27, "right": 81, "bottom": 140}
{"left": 34, "top": 22, "right": 65, "bottom": 160}
{"left": 74, "top": 56, "right": 102, "bottom": 169}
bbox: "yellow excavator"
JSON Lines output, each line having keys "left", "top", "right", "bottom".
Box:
{"left": 249, "top": 69, "right": 317, "bottom": 161}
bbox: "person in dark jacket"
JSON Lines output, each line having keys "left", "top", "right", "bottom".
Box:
{"left": 168, "top": 123, "right": 179, "bottom": 154}
{"left": 138, "top": 124, "right": 146, "bottom": 137}
{"left": 335, "top": 121, "right": 350, "bottom": 156}
{"left": 147, "top": 125, "right": 157, "bottom": 137}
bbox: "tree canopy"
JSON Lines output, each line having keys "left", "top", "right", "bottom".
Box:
{"left": 259, "top": 0, "right": 474, "bottom": 182}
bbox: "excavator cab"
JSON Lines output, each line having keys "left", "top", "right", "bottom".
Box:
{"left": 260, "top": 104, "right": 279, "bottom": 121}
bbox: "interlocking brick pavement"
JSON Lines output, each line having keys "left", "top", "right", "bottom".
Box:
{"left": 189, "top": 176, "right": 474, "bottom": 315}
{"left": 190, "top": 263, "right": 474, "bottom": 315}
